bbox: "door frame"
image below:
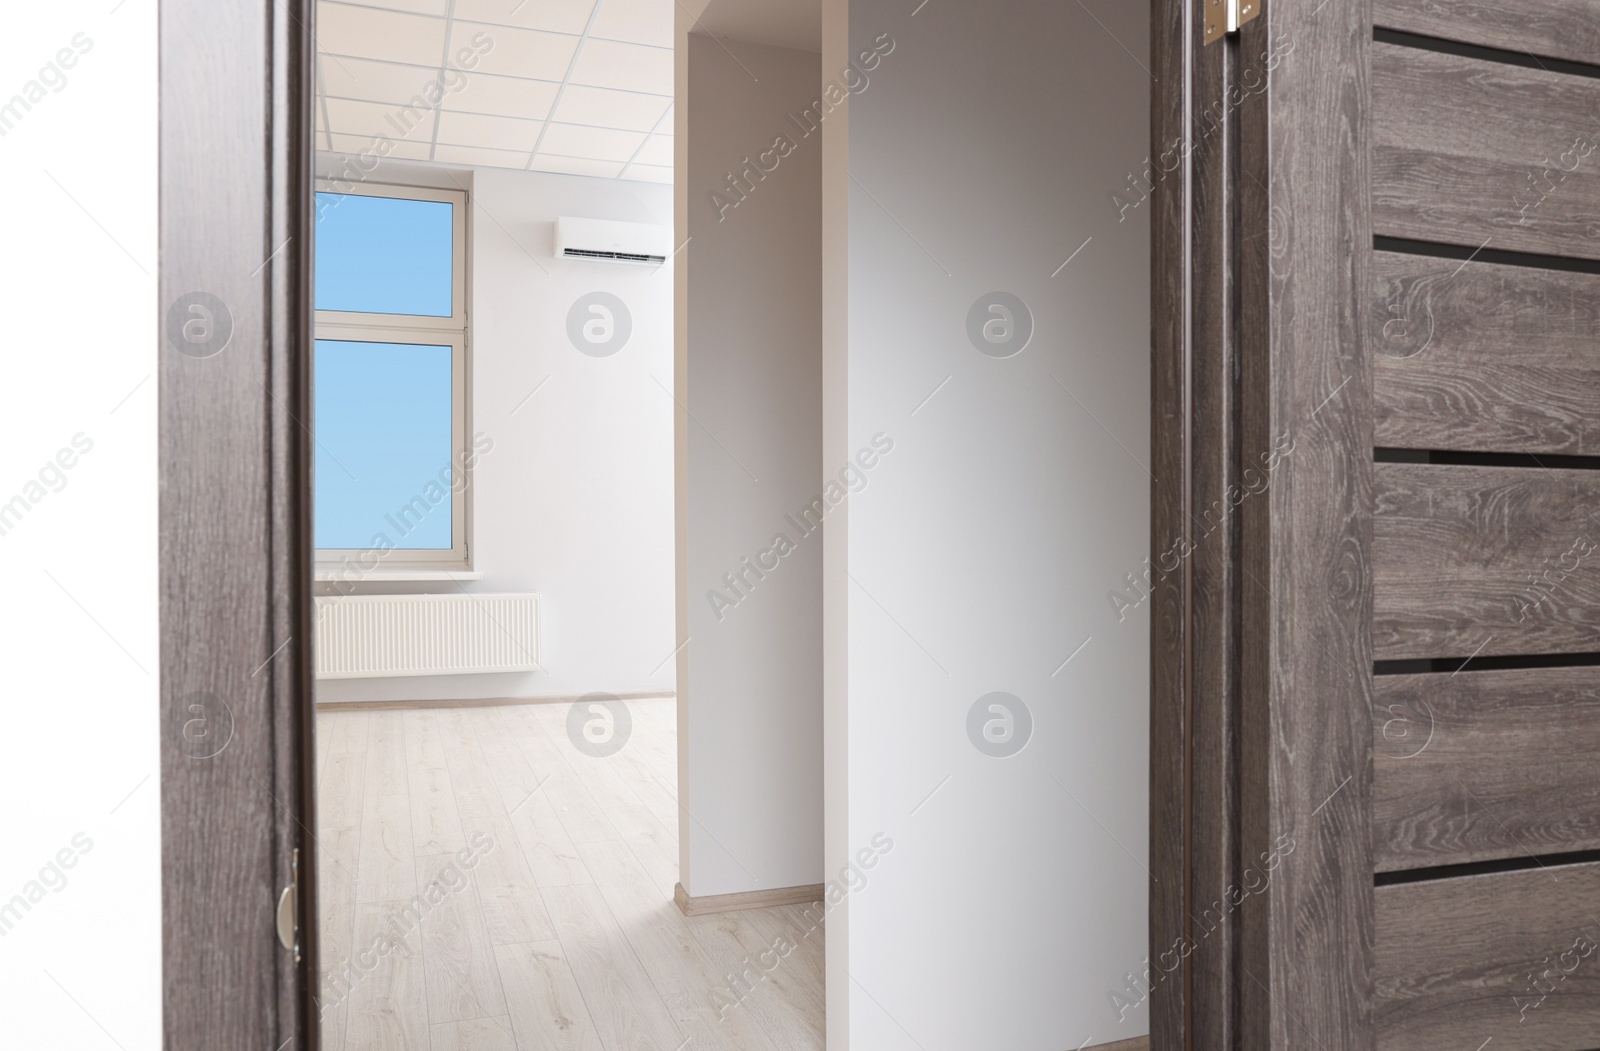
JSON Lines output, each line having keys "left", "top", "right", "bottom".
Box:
{"left": 160, "top": 0, "right": 319, "bottom": 1045}
{"left": 157, "top": 0, "right": 1380, "bottom": 1044}
{"left": 1150, "top": 0, "right": 1374, "bottom": 1047}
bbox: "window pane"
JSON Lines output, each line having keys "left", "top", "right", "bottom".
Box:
{"left": 314, "top": 192, "right": 453, "bottom": 317}
{"left": 314, "top": 339, "right": 455, "bottom": 551}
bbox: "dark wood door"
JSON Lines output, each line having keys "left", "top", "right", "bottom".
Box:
{"left": 161, "top": 0, "right": 318, "bottom": 1046}
{"left": 1153, "top": 1, "right": 1600, "bottom": 1047}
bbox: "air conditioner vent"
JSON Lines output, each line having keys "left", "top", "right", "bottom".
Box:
{"left": 562, "top": 247, "right": 665, "bottom": 264}
{"left": 555, "top": 216, "right": 673, "bottom": 266}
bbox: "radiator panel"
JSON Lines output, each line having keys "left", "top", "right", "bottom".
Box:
{"left": 314, "top": 593, "right": 540, "bottom": 678}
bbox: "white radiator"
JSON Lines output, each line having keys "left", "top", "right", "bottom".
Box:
{"left": 314, "top": 593, "right": 541, "bottom": 678}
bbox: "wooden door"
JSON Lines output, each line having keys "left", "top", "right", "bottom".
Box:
{"left": 161, "top": 0, "right": 319, "bottom": 1046}
{"left": 1153, "top": 0, "right": 1600, "bottom": 1047}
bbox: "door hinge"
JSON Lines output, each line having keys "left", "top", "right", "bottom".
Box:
{"left": 1204, "top": 0, "right": 1260, "bottom": 44}
{"left": 277, "top": 847, "right": 300, "bottom": 963}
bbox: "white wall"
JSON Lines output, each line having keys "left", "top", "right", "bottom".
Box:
{"left": 822, "top": 0, "right": 1151, "bottom": 1047}
{"left": 676, "top": 32, "right": 824, "bottom": 897}
{"left": 0, "top": 3, "right": 161, "bottom": 1047}
{"left": 315, "top": 160, "right": 678, "bottom": 705}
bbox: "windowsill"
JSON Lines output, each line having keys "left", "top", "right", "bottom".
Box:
{"left": 314, "top": 568, "right": 483, "bottom": 582}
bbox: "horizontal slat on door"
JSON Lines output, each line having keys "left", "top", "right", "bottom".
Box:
{"left": 1374, "top": 668, "right": 1600, "bottom": 871}
{"left": 1374, "top": 43, "right": 1600, "bottom": 259}
{"left": 1375, "top": 252, "right": 1600, "bottom": 454}
{"left": 1377, "top": 862, "right": 1600, "bottom": 1051}
{"left": 1377, "top": 0, "right": 1600, "bottom": 67}
{"left": 1374, "top": 463, "right": 1600, "bottom": 658}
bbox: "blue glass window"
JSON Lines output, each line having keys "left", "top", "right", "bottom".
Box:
{"left": 314, "top": 192, "right": 454, "bottom": 317}
{"left": 313, "top": 339, "right": 454, "bottom": 551}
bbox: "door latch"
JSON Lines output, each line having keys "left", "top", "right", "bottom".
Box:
{"left": 277, "top": 847, "right": 300, "bottom": 963}
{"left": 1204, "top": 0, "right": 1260, "bottom": 44}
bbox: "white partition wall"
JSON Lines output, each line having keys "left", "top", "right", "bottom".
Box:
{"left": 821, "top": 0, "right": 1152, "bottom": 1046}
{"left": 676, "top": 32, "right": 826, "bottom": 897}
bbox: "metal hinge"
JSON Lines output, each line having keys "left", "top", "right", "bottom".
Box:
{"left": 1204, "top": 0, "right": 1260, "bottom": 44}
{"left": 277, "top": 847, "right": 300, "bottom": 963}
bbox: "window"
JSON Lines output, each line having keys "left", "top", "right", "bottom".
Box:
{"left": 313, "top": 183, "right": 469, "bottom": 568}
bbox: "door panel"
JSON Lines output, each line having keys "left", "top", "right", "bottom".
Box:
{"left": 1374, "top": 252, "right": 1600, "bottom": 454}
{"left": 1156, "top": 1, "right": 1600, "bottom": 1048}
{"left": 1376, "top": 0, "right": 1600, "bottom": 64}
{"left": 161, "top": 0, "right": 318, "bottom": 1045}
{"left": 1374, "top": 44, "right": 1600, "bottom": 258}
{"left": 1376, "top": 863, "right": 1600, "bottom": 1051}
{"left": 1374, "top": 463, "right": 1600, "bottom": 659}
{"left": 1374, "top": 668, "right": 1600, "bottom": 869}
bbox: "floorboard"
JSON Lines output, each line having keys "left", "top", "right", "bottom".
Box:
{"left": 315, "top": 698, "right": 822, "bottom": 1050}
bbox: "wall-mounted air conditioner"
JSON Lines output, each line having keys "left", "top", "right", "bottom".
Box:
{"left": 555, "top": 216, "right": 672, "bottom": 265}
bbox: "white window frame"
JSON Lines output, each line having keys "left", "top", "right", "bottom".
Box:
{"left": 313, "top": 180, "right": 471, "bottom": 570}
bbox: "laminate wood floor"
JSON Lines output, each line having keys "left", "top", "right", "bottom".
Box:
{"left": 315, "top": 699, "right": 825, "bottom": 1051}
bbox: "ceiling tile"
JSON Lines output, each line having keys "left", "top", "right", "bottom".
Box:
{"left": 337, "top": 0, "right": 451, "bottom": 15}
{"left": 531, "top": 154, "right": 626, "bottom": 179}
{"left": 459, "top": 20, "right": 579, "bottom": 79}
{"left": 589, "top": 0, "right": 672, "bottom": 49}
{"left": 569, "top": 38, "right": 671, "bottom": 94}
{"left": 453, "top": 0, "right": 597, "bottom": 35}
{"left": 538, "top": 122, "right": 646, "bottom": 162}
{"left": 620, "top": 163, "right": 673, "bottom": 184}
{"left": 318, "top": 3, "right": 448, "bottom": 66}
{"left": 324, "top": 96, "right": 439, "bottom": 145}
{"left": 551, "top": 84, "right": 671, "bottom": 132}
{"left": 632, "top": 134, "right": 671, "bottom": 167}
{"left": 326, "top": 132, "right": 435, "bottom": 160}
{"left": 432, "top": 143, "right": 534, "bottom": 169}
{"left": 443, "top": 72, "right": 559, "bottom": 119}
{"left": 435, "top": 109, "right": 545, "bottom": 152}
{"left": 319, "top": 56, "right": 443, "bottom": 106}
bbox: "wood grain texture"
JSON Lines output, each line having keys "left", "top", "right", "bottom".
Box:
{"left": 1183, "top": 9, "right": 1244, "bottom": 1049}
{"left": 1376, "top": 0, "right": 1600, "bottom": 67}
{"left": 1374, "top": 251, "right": 1600, "bottom": 454}
{"left": 430, "top": 1017, "right": 518, "bottom": 1051}
{"left": 682, "top": 908, "right": 826, "bottom": 1051}
{"left": 538, "top": 883, "right": 687, "bottom": 1049}
{"left": 492, "top": 941, "right": 606, "bottom": 1051}
{"left": 1376, "top": 863, "right": 1600, "bottom": 1050}
{"left": 438, "top": 713, "right": 558, "bottom": 945}
{"left": 1373, "top": 462, "right": 1600, "bottom": 659}
{"left": 1148, "top": 0, "right": 1194, "bottom": 1045}
{"left": 161, "top": 0, "right": 316, "bottom": 1046}
{"left": 1374, "top": 668, "right": 1600, "bottom": 870}
{"left": 319, "top": 700, "right": 822, "bottom": 1049}
{"left": 1374, "top": 42, "right": 1600, "bottom": 259}
{"left": 416, "top": 852, "right": 507, "bottom": 1024}
{"left": 1237, "top": 0, "right": 1375, "bottom": 1046}
{"left": 344, "top": 900, "right": 430, "bottom": 1051}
